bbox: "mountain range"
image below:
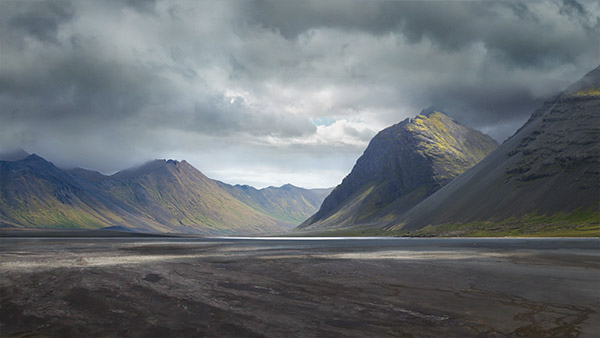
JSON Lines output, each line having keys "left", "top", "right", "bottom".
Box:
{"left": 217, "top": 182, "right": 331, "bottom": 224}
{"left": 298, "top": 65, "right": 600, "bottom": 236}
{"left": 2, "top": 66, "right": 598, "bottom": 237}
{"left": 0, "top": 154, "right": 330, "bottom": 235}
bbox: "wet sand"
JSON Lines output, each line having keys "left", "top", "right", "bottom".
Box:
{"left": 1, "top": 237, "right": 599, "bottom": 337}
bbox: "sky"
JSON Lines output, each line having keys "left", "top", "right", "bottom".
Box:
{"left": 0, "top": 0, "right": 598, "bottom": 188}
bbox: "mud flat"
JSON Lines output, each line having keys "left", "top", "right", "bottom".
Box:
{"left": 1, "top": 237, "right": 599, "bottom": 337}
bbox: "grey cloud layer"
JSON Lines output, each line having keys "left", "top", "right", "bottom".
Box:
{"left": 0, "top": 0, "right": 597, "bottom": 187}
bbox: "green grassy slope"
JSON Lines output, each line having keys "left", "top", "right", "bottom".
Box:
{"left": 402, "top": 209, "right": 599, "bottom": 237}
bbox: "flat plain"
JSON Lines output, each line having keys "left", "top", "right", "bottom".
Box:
{"left": 1, "top": 237, "right": 599, "bottom": 337}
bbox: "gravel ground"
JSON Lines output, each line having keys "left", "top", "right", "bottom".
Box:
{"left": 1, "top": 237, "right": 599, "bottom": 337}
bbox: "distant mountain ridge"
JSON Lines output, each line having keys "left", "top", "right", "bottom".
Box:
{"left": 217, "top": 182, "right": 332, "bottom": 224}
{"left": 299, "top": 109, "right": 498, "bottom": 231}
{"left": 0, "top": 154, "right": 331, "bottom": 234}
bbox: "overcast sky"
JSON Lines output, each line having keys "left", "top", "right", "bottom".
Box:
{"left": 0, "top": 0, "right": 598, "bottom": 188}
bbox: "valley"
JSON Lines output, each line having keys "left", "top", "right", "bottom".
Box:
{"left": 2, "top": 66, "right": 598, "bottom": 237}
{"left": 1, "top": 2, "right": 598, "bottom": 337}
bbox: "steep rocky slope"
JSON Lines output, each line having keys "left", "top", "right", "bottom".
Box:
{"left": 299, "top": 109, "right": 498, "bottom": 231}
{"left": 390, "top": 66, "right": 600, "bottom": 235}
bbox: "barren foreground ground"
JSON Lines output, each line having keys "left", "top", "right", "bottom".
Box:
{"left": 1, "top": 237, "right": 599, "bottom": 337}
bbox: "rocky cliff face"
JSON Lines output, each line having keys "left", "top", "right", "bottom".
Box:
{"left": 391, "top": 66, "right": 600, "bottom": 234}
{"left": 299, "top": 109, "right": 498, "bottom": 231}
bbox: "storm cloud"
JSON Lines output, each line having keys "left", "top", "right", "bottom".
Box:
{"left": 0, "top": 0, "right": 598, "bottom": 188}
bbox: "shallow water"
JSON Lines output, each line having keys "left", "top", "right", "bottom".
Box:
{"left": 2, "top": 236, "right": 598, "bottom": 251}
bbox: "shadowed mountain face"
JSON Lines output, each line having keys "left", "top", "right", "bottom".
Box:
{"left": 217, "top": 182, "right": 332, "bottom": 224}
{"left": 0, "top": 156, "right": 324, "bottom": 234}
{"left": 299, "top": 109, "right": 498, "bottom": 231}
{"left": 390, "top": 66, "right": 600, "bottom": 233}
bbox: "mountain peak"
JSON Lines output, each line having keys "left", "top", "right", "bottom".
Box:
{"left": 234, "top": 184, "right": 256, "bottom": 191}
{"left": 0, "top": 149, "right": 30, "bottom": 161}
{"left": 418, "top": 106, "right": 445, "bottom": 117}
{"left": 22, "top": 154, "right": 46, "bottom": 163}
{"left": 111, "top": 160, "right": 170, "bottom": 179}
{"left": 164, "top": 159, "right": 197, "bottom": 170}
{"left": 300, "top": 108, "right": 498, "bottom": 230}
{"left": 109, "top": 158, "right": 209, "bottom": 182}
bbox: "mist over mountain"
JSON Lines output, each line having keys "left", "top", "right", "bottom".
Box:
{"left": 0, "top": 149, "right": 29, "bottom": 162}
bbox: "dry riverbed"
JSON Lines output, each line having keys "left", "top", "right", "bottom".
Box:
{"left": 1, "top": 237, "right": 599, "bottom": 337}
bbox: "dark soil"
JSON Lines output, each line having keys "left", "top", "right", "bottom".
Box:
{"left": 1, "top": 238, "right": 598, "bottom": 337}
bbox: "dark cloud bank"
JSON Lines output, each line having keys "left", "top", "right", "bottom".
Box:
{"left": 0, "top": 0, "right": 598, "bottom": 188}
